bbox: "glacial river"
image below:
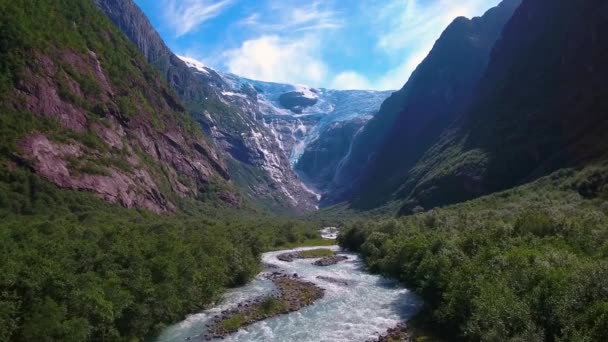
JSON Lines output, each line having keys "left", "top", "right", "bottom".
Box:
{"left": 157, "top": 229, "right": 421, "bottom": 342}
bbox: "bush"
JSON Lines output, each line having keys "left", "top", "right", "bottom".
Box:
{"left": 0, "top": 168, "right": 320, "bottom": 341}
{"left": 338, "top": 165, "right": 608, "bottom": 341}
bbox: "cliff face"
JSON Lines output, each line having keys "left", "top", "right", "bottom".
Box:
{"left": 322, "top": 0, "right": 522, "bottom": 208}
{"left": 1, "top": 0, "right": 233, "bottom": 213}
{"left": 295, "top": 116, "right": 371, "bottom": 192}
{"left": 397, "top": 0, "right": 608, "bottom": 213}
{"left": 94, "top": 0, "right": 318, "bottom": 212}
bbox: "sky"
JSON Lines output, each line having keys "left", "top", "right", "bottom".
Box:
{"left": 134, "top": 0, "right": 502, "bottom": 90}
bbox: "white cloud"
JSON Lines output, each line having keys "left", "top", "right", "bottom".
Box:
{"left": 330, "top": 71, "right": 372, "bottom": 90}
{"left": 366, "top": 0, "right": 502, "bottom": 90}
{"left": 173, "top": 0, "right": 503, "bottom": 90}
{"left": 374, "top": 45, "right": 431, "bottom": 90}
{"left": 239, "top": 1, "right": 342, "bottom": 34}
{"left": 223, "top": 35, "right": 328, "bottom": 85}
{"left": 375, "top": 0, "right": 500, "bottom": 54}
{"left": 163, "top": 0, "right": 234, "bottom": 37}
{"left": 330, "top": 47, "right": 429, "bottom": 91}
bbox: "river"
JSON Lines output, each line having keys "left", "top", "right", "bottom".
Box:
{"left": 157, "top": 229, "right": 421, "bottom": 342}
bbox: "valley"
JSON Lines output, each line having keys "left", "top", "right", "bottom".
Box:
{"left": 1, "top": 0, "right": 608, "bottom": 341}
{"left": 157, "top": 237, "right": 422, "bottom": 342}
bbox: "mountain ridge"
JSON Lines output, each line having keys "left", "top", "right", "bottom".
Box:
{"left": 0, "top": 0, "right": 237, "bottom": 213}
{"left": 94, "top": 0, "right": 320, "bottom": 212}
{"left": 393, "top": 0, "right": 608, "bottom": 214}
{"left": 321, "top": 0, "right": 523, "bottom": 209}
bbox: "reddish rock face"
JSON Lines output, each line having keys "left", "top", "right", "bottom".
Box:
{"left": 12, "top": 50, "right": 234, "bottom": 212}
{"left": 92, "top": 119, "right": 125, "bottom": 150}
{"left": 16, "top": 61, "right": 88, "bottom": 132}
{"left": 19, "top": 134, "right": 172, "bottom": 213}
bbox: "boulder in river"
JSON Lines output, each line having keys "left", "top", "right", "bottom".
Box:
{"left": 313, "top": 255, "right": 348, "bottom": 266}
{"left": 316, "top": 276, "right": 350, "bottom": 286}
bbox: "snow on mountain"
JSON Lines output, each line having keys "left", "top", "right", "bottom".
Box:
{"left": 215, "top": 69, "right": 393, "bottom": 164}
{"left": 178, "top": 55, "right": 209, "bottom": 74}
{"left": 178, "top": 57, "right": 393, "bottom": 200}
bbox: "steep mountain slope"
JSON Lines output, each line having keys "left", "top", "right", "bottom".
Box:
{"left": 295, "top": 116, "right": 371, "bottom": 192}
{"left": 324, "top": 0, "right": 522, "bottom": 208}
{"left": 396, "top": 0, "right": 608, "bottom": 213}
{"left": 95, "top": 0, "right": 392, "bottom": 212}
{"left": 215, "top": 72, "right": 392, "bottom": 164}
{"left": 0, "top": 0, "right": 235, "bottom": 214}
{"left": 94, "top": 0, "right": 318, "bottom": 212}
{"left": 339, "top": 162, "right": 608, "bottom": 341}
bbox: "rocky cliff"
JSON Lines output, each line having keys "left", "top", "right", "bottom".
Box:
{"left": 396, "top": 0, "right": 608, "bottom": 213}
{"left": 94, "top": 0, "right": 394, "bottom": 213}
{"left": 324, "top": 0, "right": 522, "bottom": 208}
{"left": 1, "top": 0, "right": 233, "bottom": 213}
{"left": 94, "top": 0, "right": 319, "bottom": 212}
{"left": 295, "top": 116, "right": 371, "bottom": 192}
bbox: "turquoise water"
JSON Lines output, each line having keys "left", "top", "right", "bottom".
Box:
{"left": 157, "top": 245, "right": 421, "bottom": 342}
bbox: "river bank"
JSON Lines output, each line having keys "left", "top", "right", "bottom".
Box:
{"left": 157, "top": 231, "right": 422, "bottom": 342}
{"left": 202, "top": 272, "right": 325, "bottom": 340}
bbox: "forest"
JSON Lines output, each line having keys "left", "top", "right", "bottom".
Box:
{"left": 0, "top": 167, "right": 320, "bottom": 341}
{"left": 339, "top": 164, "right": 608, "bottom": 341}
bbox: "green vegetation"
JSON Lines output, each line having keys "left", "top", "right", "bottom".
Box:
{"left": 0, "top": 8, "right": 278, "bottom": 338}
{"left": 299, "top": 249, "right": 335, "bottom": 258}
{"left": 0, "top": 167, "right": 322, "bottom": 341}
{"left": 0, "top": 0, "right": 204, "bottom": 165}
{"left": 260, "top": 297, "right": 286, "bottom": 315}
{"left": 338, "top": 164, "right": 608, "bottom": 341}
{"left": 212, "top": 296, "right": 288, "bottom": 334}
{"left": 221, "top": 314, "right": 245, "bottom": 332}
{"left": 207, "top": 277, "right": 323, "bottom": 337}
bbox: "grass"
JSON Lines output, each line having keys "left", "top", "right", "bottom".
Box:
{"left": 299, "top": 249, "right": 335, "bottom": 258}
{"left": 260, "top": 297, "right": 286, "bottom": 315}
{"left": 221, "top": 314, "right": 244, "bottom": 332}
{"left": 207, "top": 277, "right": 324, "bottom": 337}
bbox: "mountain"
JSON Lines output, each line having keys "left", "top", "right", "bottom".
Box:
{"left": 0, "top": 3, "right": 330, "bottom": 340}
{"left": 335, "top": 2, "right": 608, "bottom": 339}
{"left": 0, "top": 0, "right": 238, "bottom": 214}
{"left": 192, "top": 68, "right": 392, "bottom": 200}
{"left": 206, "top": 71, "right": 391, "bottom": 165}
{"left": 94, "top": 0, "right": 316, "bottom": 212}
{"left": 94, "top": 0, "right": 392, "bottom": 212}
{"left": 390, "top": 0, "right": 608, "bottom": 214}
{"left": 321, "top": 0, "right": 522, "bottom": 208}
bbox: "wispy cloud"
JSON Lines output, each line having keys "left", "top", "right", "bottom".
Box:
{"left": 169, "top": 0, "right": 502, "bottom": 90}
{"left": 375, "top": 0, "right": 498, "bottom": 54}
{"left": 223, "top": 35, "right": 328, "bottom": 85}
{"left": 328, "top": 47, "right": 429, "bottom": 91}
{"left": 163, "top": 0, "right": 235, "bottom": 37}
{"left": 217, "top": 1, "right": 341, "bottom": 86}
{"left": 239, "top": 1, "right": 342, "bottom": 34}
{"left": 330, "top": 71, "right": 372, "bottom": 90}
{"left": 366, "top": 0, "right": 501, "bottom": 89}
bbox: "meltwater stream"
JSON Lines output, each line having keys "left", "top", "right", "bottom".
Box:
{"left": 157, "top": 230, "right": 421, "bottom": 342}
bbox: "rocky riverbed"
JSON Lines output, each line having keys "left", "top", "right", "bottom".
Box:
{"left": 315, "top": 276, "right": 350, "bottom": 286}
{"left": 277, "top": 248, "right": 349, "bottom": 266}
{"left": 366, "top": 322, "right": 410, "bottom": 342}
{"left": 313, "top": 255, "right": 348, "bottom": 266}
{"left": 157, "top": 245, "right": 422, "bottom": 342}
{"left": 202, "top": 272, "right": 324, "bottom": 340}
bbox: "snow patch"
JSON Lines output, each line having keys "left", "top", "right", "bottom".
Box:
{"left": 222, "top": 91, "right": 248, "bottom": 99}
{"left": 178, "top": 55, "right": 209, "bottom": 74}
{"left": 293, "top": 84, "right": 318, "bottom": 100}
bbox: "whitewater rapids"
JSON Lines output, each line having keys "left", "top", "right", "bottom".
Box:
{"left": 157, "top": 233, "right": 421, "bottom": 342}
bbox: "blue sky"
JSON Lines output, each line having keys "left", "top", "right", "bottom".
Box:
{"left": 134, "top": 0, "right": 502, "bottom": 90}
